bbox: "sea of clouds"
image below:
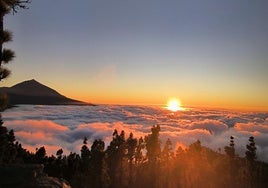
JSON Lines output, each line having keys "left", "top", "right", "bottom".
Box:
{"left": 2, "top": 105, "right": 268, "bottom": 162}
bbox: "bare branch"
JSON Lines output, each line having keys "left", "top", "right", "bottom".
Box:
{"left": 2, "top": 0, "right": 31, "bottom": 14}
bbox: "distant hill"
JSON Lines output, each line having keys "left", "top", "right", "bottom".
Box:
{"left": 0, "top": 79, "right": 90, "bottom": 106}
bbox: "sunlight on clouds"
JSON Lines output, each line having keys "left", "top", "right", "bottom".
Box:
{"left": 5, "top": 119, "right": 69, "bottom": 132}
{"left": 76, "top": 122, "right": 146, "bottom": 141}
{"left": 188, "top": 119, "right": 228, "bottom": 134}
{"left": 234, "top": 122, "right": 268, "bottom": 133}
{"left": 15, "top": 131, "right": 52, "bottom": 145}
{"left": 2, "top": 105, "right": 268, "bottom": 162}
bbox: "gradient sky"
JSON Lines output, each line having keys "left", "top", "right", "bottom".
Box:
{"left": 2, "top": 0, "right": 268, "bottom": 110}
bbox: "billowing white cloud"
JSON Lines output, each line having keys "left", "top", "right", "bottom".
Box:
{"left": 2, "top": 105, "right": 268, "bottom": 162}
{"left": 188, "top": 119, "right": 228, "bottom": 134}
{"left": 5, "top": 119, "right": 69, "bottom": 132}
{"left": 234, "top": 122, "right": 268, "bottom": 133}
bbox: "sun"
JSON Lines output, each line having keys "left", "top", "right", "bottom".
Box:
{"left": 166, "top": 98, "right": 184, "bottom": 112}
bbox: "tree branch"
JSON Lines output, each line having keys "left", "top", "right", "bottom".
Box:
{"left": 3, "top": 0, "right": 31, "bottom": 14}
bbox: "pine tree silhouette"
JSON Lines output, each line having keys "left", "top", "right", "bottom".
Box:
{"left": 246, "top": 136, "right": 257, "bottom": 162}
{"left": 0, "top": 0, "right": 30, "bottom": 80}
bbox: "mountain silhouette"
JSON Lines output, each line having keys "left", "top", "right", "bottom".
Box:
{"left": 0, "top": 79, "right": 89, "bottom": 105}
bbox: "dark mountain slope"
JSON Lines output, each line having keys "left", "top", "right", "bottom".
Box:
{"left": 10, "top": 79, "right": 62, "bottom": 97}
{"left": 0, "top": 79, "right": 89, "bottom": 105}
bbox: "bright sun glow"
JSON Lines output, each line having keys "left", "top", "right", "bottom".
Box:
{"left": 167, "top": 98, "right": 184, "bottom": 112}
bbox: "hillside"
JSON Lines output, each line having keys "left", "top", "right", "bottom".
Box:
{"left": 0, "top": 79, "right": 89, "bottom": 105}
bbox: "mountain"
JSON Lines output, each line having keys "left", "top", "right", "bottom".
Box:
{"left": 0, "top": 79, "right": 89, "bottom": 105}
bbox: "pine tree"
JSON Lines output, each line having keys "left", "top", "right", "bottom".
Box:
{"left": 0, "top": 0, "right": 30, "bottom": 80}
{"left": 145, "top": 125, "right": 161, "bottom": 188}
{"left": 0, "top": 115, "right": 8, "bottom": 163}
{"left": 160, "top": 139, "right": 175, "bottom": 188}
{"left": 224, "top": 136, "right": 235, "bottom": 158}
{"left": 56, "top": 148, "right": 63, "bottom": 160}
{"left": 245, "top": 136, "right": 257, "bottom": 188}
{"left": 81, "top": 137, "right": 90, "bottom": 163}
{"left": 126, "top": 132, "right": 137, "bottom": 187}
{"left": 188, "top": 139, "right": 201, "bottom": 154}
{"left": 162, "top": 138, "right": 173, "bottom": 161}
{"left": 91, "top": 139, "right": 110, "bottom": 188}
{"left": 145, "top": 125, "right": 161, "bottom": 163}
{"left": 0, "top": 115, "right": 17, "bottom": 163}
{"left": 35, "top": 146, "right": 46, "bottom": 164}
{"left": 245, "top": 136, "right": 257, "bottom": 162}
{"left": 135, "top": 137, "right": 145, "bottom": 164}
{"left": 223, "top": 136, "right": 238, "bottom": 187}
{"left": 6, "top": 129, "right": 17, "bottom": 162}
{"left": 106, "top": 129, "right": 127, "bottom": 187}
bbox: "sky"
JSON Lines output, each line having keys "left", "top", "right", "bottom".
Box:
{"left": 2, "top": 0, "right": 268, "bottom": 110}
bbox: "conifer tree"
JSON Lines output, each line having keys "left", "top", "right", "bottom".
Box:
{"left": 135, "top": 137, "right": 145, "bottom": 164}
{"left": 145, "top": 125, "right": 161, "bottom": 163}
{"left": 106, "top": 129, "right": 127, "bottom": 187}
{"left": 56, "top": 148, "right": 63, "bottom": 160}
{"left": 0, "top": 0, "right": 30, "bottom": 80}
{"left": 0, "top": 115, "right": 8, "bottom": 163}
{"left": 35, "top": 146, "right": 46, "bottom": 164}
{"left": 188, "top": 139, "right": 201, "bottom": 154}
{"left": 126, "top": 132, "right": 137, "bottom": 187}
{"left": 145, "top": 125, "right": 161, "bottom": 188}
{"left": 126, "top": 132, "right": 137, "bottom": 163}
{"left": 6, "top": 129, "right": 17, "bottom": 162}
{"left": 162, "top": 138, "right": 173, "bottom": 161}
{"left": 223, "top": 136, "right": 238, "bottom": 187}
{"left": 245, "top": 136, "right": 257, "bottom": 188}
{"left": 224, "top": 136, "right": 235, "bottom": 158}
{"left": 0, "top": 115, "right": 17, "bottom": 163}
{"left": 91, "top": 139, "right": 110, "bottom": 188}
{"left": 81, "top": 137, "right": 90, "bottom": 163}
{"left": 245, "top": 136, "right": 257, "bottom": 162}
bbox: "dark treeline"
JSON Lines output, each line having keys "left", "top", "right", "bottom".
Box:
{"left": 1, "top": 119, "right": 268, "bottom": 188}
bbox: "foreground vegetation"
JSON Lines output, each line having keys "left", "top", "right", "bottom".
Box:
{"left": 0, "top": 118, "right": 268, "bottom": 188}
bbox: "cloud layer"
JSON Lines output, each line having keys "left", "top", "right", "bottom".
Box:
{"left": 2, "top": 105, "right": 268, "bottom": 162}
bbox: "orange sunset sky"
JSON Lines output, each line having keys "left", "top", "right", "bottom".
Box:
{"left": 2, "top": 0, "right": 268, "bottom": 111}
